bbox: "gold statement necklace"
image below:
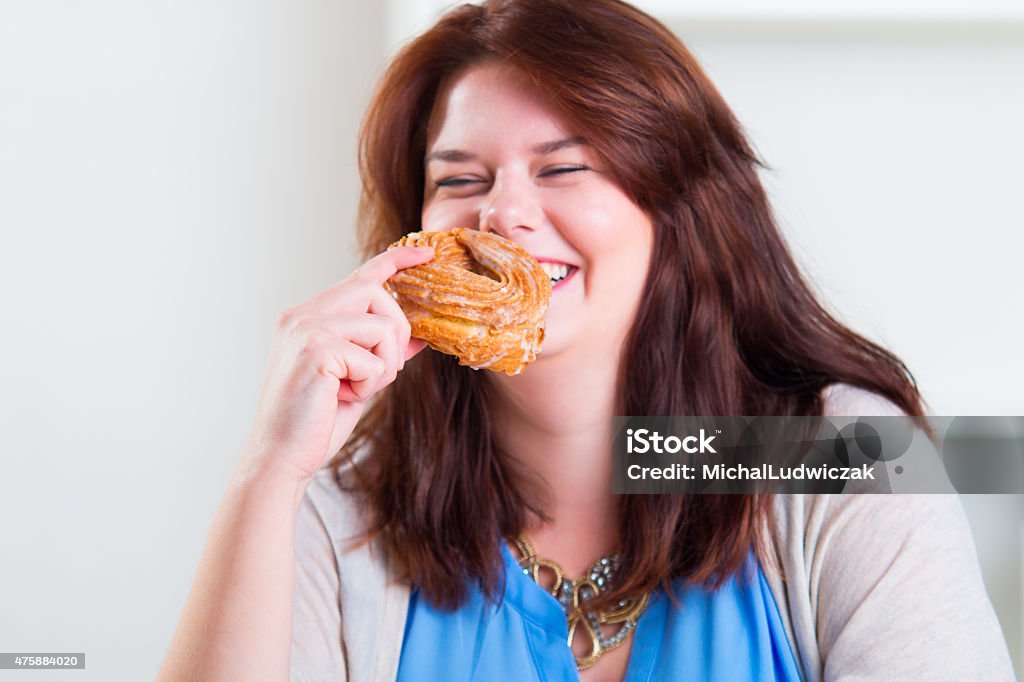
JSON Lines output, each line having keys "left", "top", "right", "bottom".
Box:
{"left": 512, "top": 535, "right": 651, "bottom": 670}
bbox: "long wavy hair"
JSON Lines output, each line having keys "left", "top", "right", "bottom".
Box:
{"left": 330, "top": 0, "right": 924, "bottom": 612}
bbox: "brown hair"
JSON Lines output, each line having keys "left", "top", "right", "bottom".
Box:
{"left": 332, "top": 0, "right": 924, "bottom": 612}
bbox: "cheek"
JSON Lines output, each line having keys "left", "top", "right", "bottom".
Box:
{"left": 568, "top": 198, "right": 654, "bottom": 272}
{"left": 422, "top": 201, "right": 477, "bottom": 232}
{"left": 420, "top": 204, "right": 444, "bottom": 232}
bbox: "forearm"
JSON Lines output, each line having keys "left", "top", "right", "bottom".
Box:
{"left": 157, "top": 458, "right": 310, "bottom": 682}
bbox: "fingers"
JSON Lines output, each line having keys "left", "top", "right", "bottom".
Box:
{"left": 366, "top": 285, "right": 413, "bottom": 360}
{"left": 321, "top": 256, "right": 422, "bottom": 366}
{"left": 301, "top": 312, "right": 401, "bottom": 382}
{"left": 301, "top": 332, "right": 387, "bottom": 404}
{"left": 336, "top": 381, "right": 362, "bottom": 403}
{"left": 307, "top": 246, "right": 435, "bottom": 314}
{"left": 328, "top": 311, "right": 423, "bottom": 401}
{"left": 277, "top": 245, "right": 434, "bottom": 405}
{"left": 404, "top": 338, "right": 427, "bottom": 361}
{"left": 345, "top": 312, "right": 401, "bottom": 382}
{"left": 355, "top": 245, "right": 435, "bottom": 282}
{"left": 334, "top": 339, "right": 387, "bottom": 402}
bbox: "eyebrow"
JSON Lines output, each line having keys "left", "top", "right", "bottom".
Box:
{"left": 424, "top": 136, "right": 588, "bottom": 163}
{"left": 533, "top": 136, "right": 587, "bottom": 155}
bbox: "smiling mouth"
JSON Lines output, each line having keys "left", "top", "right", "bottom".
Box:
{"left": 538, "top": 262, "right": 578, "bottom": 288}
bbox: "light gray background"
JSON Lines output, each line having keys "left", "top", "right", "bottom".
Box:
{"left": 1, "top": 1, "right": 1021, "bottom": 679}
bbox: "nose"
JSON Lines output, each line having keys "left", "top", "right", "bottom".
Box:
{"left": 478, "top": 174, "right": 542, "bottom": 238}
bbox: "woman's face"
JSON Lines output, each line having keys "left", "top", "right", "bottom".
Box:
{"left": 422, "top": 62, "right": 654, "bottom": 363}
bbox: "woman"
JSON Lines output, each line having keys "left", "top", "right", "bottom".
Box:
{"left": 158, "top": 1, "right": 1014, "bottom": 680}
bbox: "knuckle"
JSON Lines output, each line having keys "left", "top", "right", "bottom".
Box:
{"left": 374, "top": 308, "right": 404, "bottom": 335}
{"left": 342, "top": 277, "right": 374, "bottom": 304}
{"left": 278, "top": 308, "right": 317, "bottom": 338}
{"left": 343, "top": 266, "right": 368, "bottom": 287}
{"left": 298, "top": 329, "right": 330, "bottom": 357}
{"left": 352, "top": 261, "right": 377, "bottom": 282}
{"left": 275, "top": 307, "right": 298, "bottom": 329}
{"left": 360, "top": 279, "right": 384, "bottom": 299}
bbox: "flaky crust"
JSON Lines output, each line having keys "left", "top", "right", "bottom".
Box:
{"left": 384, "top": 229, "right": 552, "bottom": 375}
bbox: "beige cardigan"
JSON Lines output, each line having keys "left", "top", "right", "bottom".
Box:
{"left": 290, "top": 385, "right": 1016, "bottom": 681}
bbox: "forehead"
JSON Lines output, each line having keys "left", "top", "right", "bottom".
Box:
{"left": 426, "top": 63, "right": 575, "bottom": 151}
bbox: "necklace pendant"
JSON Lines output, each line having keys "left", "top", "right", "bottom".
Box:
{"left": 512, "top": 535, "right": 651, "bottom": 670}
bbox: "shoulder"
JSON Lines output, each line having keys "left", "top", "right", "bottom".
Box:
{"left": 765, "top": 494, "right": 1011, "bottom": 680}
{"left": 760, "top": 384, "right": 1014, "bottom": 680}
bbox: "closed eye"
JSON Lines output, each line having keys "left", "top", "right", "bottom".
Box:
{"left": 434, "top": 176, "right": 483, "bottom": 188}
{"left": 540, "top": 165, "right": 589, "bottom": 177}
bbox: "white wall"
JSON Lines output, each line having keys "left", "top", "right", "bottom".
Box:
{"left": 675, "top": 20, "right": 1024, "bottom": 417}
{"left": 0, "top": 1, "right": 384, "bottom": 680}
{"left": 1, "top": 1, "right": 1020, "bottom": 680}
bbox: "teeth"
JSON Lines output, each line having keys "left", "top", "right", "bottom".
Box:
{"left": 539, "top": 262, "right": 570, "bottom": 282}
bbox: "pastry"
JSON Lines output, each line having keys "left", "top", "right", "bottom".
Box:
{"left": 384, "top": 229, "right": 552, "bottom": 375}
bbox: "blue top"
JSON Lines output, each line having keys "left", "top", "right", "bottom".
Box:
{"left": 396, "top": 541, "right": 802, "bottom": 682}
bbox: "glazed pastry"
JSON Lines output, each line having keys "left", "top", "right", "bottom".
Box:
{"left": 384, "top": 229, "right": 552, "bottom": 375}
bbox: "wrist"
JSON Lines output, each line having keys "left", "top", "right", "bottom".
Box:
{"left": 232, "top": 451, "right": 315, "bottom": 514}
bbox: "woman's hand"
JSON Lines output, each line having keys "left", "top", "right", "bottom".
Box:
{"left": 158, "top": 247, "right": 434, "bottom": 682}
{"left": 241, "top": 245, "right": 435, "bottom": 482}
